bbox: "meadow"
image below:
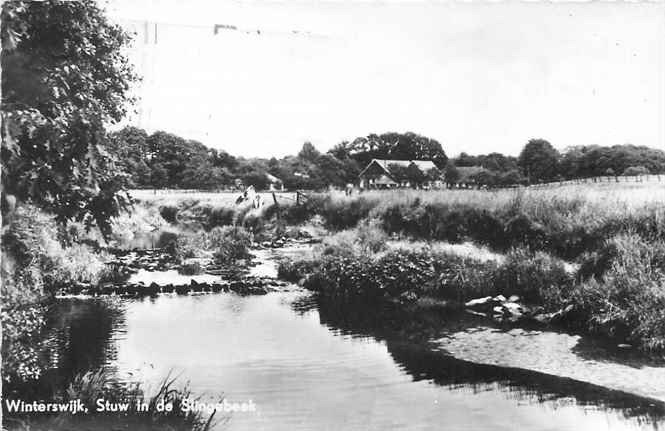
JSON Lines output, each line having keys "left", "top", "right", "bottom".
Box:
{"left": 251, "top": 182, "right": 665, "bottom": 353}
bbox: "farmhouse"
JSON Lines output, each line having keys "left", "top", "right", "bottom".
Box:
{"left": 358, "top": 159, "right": 441, "bottom": 189}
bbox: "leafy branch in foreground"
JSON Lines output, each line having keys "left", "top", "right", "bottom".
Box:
{"left": 1, "top": 0, "right": 138, "bottom": 237}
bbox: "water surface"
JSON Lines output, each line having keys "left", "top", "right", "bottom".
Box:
{"left": 37, "top": 291, "right": 665, "bottom": 431}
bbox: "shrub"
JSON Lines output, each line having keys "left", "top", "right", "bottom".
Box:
{"left": 41, "top": 244, "right": 112, "bottom": 288}
{"left": 428, "top": 254, "right": 497, "bottom": 301}
{"left": 319, "top": 196, "right": 376, "bottom": 230}
{"left": 577, "top": 241, "right": 620, "bottom": 282}
{"left": 159, "top": 205, "right": 179, "bottom": 224}
{"left": 298, "top": 248, "right": 497, "bottom": 303}
{"left": 491, "top": 249, "right": 574, "bottom": 307}
{"left": 568, "top": 234, "right": 665, "bottom": 350}
{"left": 354, "top": 220, "right": 388, "bottom": 254}
{"left": 179, "top": 261, "right": 203, "bottom": 275}
{"left": 205, "top": 206, "right": 235, "bottom": 229}
{"left": 277, "top": 259, "right": 319, "bottom": 282}
{"left": 464, "top": 209, "right": 505, "bottom": 247}
{"left": 166, "top": 236, "right": 199, "bottom": 262}
{"left": 2, "top": 204, "right": 113, "bottom": 294}
{"left": 503, "top": 213, "right": 547, "bottom": 251}
{"left": 211, "top": 226, "right": 253, "bottom": 265}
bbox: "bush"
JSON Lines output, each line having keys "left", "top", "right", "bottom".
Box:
{"left": 316, "top": 221, "right": 388, "bottom": 258}
{"left": 503, "top": 213, "right": 547, "bottom": 251}
{"left": 577, "top": 241, "right": 620, "bottom": 282}
{"left": 319, "top": 196, "right": 376, "bottom": 230}
{"left": 569, "top": 235, "right": 665, "bottom": 350}
{"left": 2, "top": 204, "right": 113, "bottom": 294}
{"left": 299, "top": 248, "right": 497, "bottom": 303}
{"left": 277, "top": 259, "right": 318, "bottom": 283}
{"left": 205, "top": 206, "right": 235, "bottom": 229}
{"left": 179, "top": 261, "right": 203, "bottom": 275}
{"left": 211, "top": 226, "right": 253, "bottom": 265}
{"left": 166, "top": 236, "right": 199, "bottom": 262}
{"left": 42, "top": 243, "right": 112, "bottom": 288}
{"left": 354, "top": 220, "right": 388, "bottom": 254}
{"left": 159, "top": 205, "right": 179, "bottom": 224}
{"left": 492, "top": 249, "right": 574, "bottom": 307}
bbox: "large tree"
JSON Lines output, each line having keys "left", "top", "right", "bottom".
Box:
{"left": 107, "top": 126, "right": 150, "bottom": 187}
{"left": 517, "top": 139, "right": 560, "bottom": 184}
{"left": 444, "top": 160, "right": 460, "bottom": 186}
{"left": 1, "top": 0, "right": 138, "bottom": 236}
{"left": 334, "top": 132, "right": 448, "bottom": 168}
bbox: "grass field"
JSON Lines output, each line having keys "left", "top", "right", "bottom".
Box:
{"left": 131, "top": 181, "right": 665, "bottom": 211}
{"left": 256, "top": 181, "right": 665, "bottom": 353}
{"left": 129, "top": 189, "right": 298, "bottom": 206}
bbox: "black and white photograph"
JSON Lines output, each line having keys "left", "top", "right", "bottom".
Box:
{"left": 2, "top": 0, "right": 665, "bottom": 430}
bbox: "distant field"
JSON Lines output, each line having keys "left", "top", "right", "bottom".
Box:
{"left": 129, "top": 189, "right": 299, "bottom": 206}
{"left": 130, "top": 181, "right": 665, "bottom": 211}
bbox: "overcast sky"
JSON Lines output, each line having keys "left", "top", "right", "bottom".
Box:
{"left": 105, "top": 0, "right": 665, "bottom": 158}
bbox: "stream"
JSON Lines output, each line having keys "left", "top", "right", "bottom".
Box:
{"left": 16, "top": 247, "right": 665, "bottom": 430}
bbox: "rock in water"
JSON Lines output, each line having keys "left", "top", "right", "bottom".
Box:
{"left": 465, "top": 296, "right": 494, "bottom": 311}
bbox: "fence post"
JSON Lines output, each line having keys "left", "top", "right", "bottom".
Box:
{"left": 296, "top": 191, "right": 300, "bottom": 206}
{"left": 272, "top": 192, "right": 278, "bottom": 205}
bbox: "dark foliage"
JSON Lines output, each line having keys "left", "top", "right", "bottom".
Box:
{"left": 1, "top": 0, "right": 138, "bottom": 237}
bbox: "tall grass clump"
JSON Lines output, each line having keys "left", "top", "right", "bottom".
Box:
{"left": 318, "top": 220, "right": 388, "bottom": 257}
{"left": 2, "top": 205, "right": 115, "bottom": 295}
{"left": 167, "top": 226, "right": 253, "bottom": 265}
{"left": 6, "top": 369, "right": 217, "bottom": 431}
{"left": 210, "top": 226, "right": 253, "bottom": 264}
{"left": 491, "top": 248, "right": 574, "bottom": 307}
{"left": 110, "top": 203, "right": 168, "bottom": 246}
{"left": 572, "top": 234, "right": 665, "bottom": 351}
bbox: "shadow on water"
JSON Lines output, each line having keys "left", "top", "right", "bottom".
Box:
{"left": 3, "top": 298, "right": 126, "bottom": 400}
{"left": 569, "top": 336, "right": 665, "bottom": 369}
{"left": 296, "top": 295, "right": 665, "bottom": 426}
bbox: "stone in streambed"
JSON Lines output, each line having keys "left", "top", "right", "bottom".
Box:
{"left": 125, "top": 284, "right": 140, "bottom": 297}
{"left": 465, "top": 296, "right": 495, "bottom": 312}
{"left": 145, "top": 282, "right": 161, "bottom": 296}
{"left": 228, "top": 280, "right": 269, "bottom": 295}
{"left": 175, "top": 284, "right": 190, "bottom": 295}
{"left": 549, "top": 304, "right": 575, "bottom": 324}
{"left": 190, "top": 280, "right": 204, "bottom": 292}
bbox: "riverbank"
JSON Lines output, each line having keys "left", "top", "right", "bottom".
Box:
{"left": 4, "top": 220, "right": 665, "bottom": 429}
{"left": 126, "top": 185, "right": 665, "bottom": 353}
{"left": 276, "top": 227, "right": 665, "bottom": 355}
{"left": 4, "top": 184, "right": 665, "bottom": 429}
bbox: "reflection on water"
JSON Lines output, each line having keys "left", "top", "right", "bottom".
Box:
{"left": 311, "top": 298, "right": 665, "bottom": 426}
{"left": 3, "top": 298, "right": 126, "bottom": 400}
{"left": 9, "top": 292, "right": 665, "bottom": 431}
{"left": 118, "top": 229, "right": 179, "bottom": 250}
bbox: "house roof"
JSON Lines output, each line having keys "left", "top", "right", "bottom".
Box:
{"left": 359, "top": 159, "right": 439, "bottom": 178}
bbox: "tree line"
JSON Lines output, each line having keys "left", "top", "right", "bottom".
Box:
{"left": 110, "top": 128, "right": 665, "bottom": 191}
{"left": 107, "top": 128, "right": 451, "bottom": 191}
{"left": 443, "top": 139, "right": 665, "bottom": 188}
